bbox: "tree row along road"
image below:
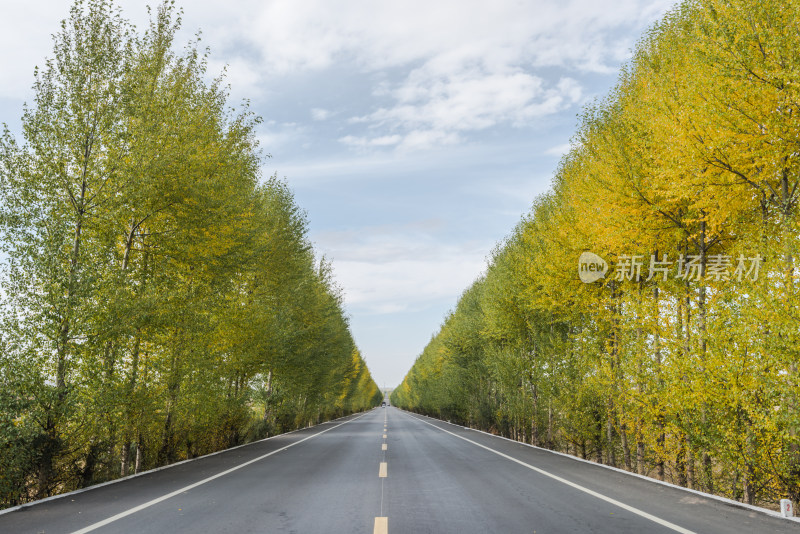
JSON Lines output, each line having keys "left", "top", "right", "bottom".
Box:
{"left": 0, "top": 407, "right": 795, "bottom": 534}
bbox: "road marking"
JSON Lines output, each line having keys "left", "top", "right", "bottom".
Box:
{"left": 69, "top": 412, "right": 370, "bottom": 534}
{"left": 406, "top": 413, "right": 696, "bottom": 534}
{"left": 383, "top": 434, "right": 387, "bottom": 439}
{"left": 374, "top": 516, "right": 388, "bottom": 534}
{"left": 382, "top": 443, "right": 387, "bottom": 451}
{"left": 379, "top": 462, "right": 388, "bottom": 478}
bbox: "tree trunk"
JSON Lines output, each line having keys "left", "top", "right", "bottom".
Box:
{"left": 606, "top": 415, "right": 616, "bottom": 467}
{"left": 40, "top": 180, "right": 87, "bottom": 497}
{"left": 121, "top": 442, "right": 130, "bottom": 477}
{"left": 159, "top": 408, "right": 174, "bottom": 465}
{"left": 677, "top": 434, "right": 687, "bottom": 487}
{"left": 686, "top": 436, "right": 696, "bottom": 489}
{"left": 530, "top": 382, "right": 539, "bottom": 447}
{"left": 621, "top": 421, "right": 632, "bottom": 470}
{"left": 263, "top": 369, "right": 273, "bottom": 423}
{"left": 780, "top": 173, "right": 800, "bottom": 506}
{"left": 36, "top": 417, "right": 57, "bottom": 499}
{"left": 636, "top": 435, "right": 645, "bottom": 475}
{"left": 134, "top": 434, "right": 143, "bottom": 474}
{"left": 657, "top": 429, "right": 666, "bottom": 481}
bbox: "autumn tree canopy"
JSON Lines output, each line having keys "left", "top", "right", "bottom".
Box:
{"left": 392, "top": 0, "right": 800, "bottom": 510}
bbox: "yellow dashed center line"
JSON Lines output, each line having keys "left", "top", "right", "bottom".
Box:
{"left": 377, "top": 411, "right": 389, "bottom": 532}
{"left": 373, "top": 516, "right": 388, "bottom": 534}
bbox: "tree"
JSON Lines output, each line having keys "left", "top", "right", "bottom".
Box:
{"left": 0, "top": 0, "right": 381, "bottom": 507}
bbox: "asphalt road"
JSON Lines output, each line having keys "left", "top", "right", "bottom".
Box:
{"left": 1, "top": 407, "right": 797, "bottom": 533}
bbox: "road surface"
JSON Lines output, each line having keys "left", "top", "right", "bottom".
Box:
{"left": 1, "top": 407, "right": 796, "bottom": 533}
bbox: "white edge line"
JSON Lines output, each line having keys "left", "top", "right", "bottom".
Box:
{"left": 404, "top": 410, "right": 699, "bottom": 533}
{"left": 0, "top": 408, "right": 377, "bottom": 518}
{"left": 399, "top": 409, "right": 800, "bottom": 524}
{"left": 69, "top": 411, "right": 372, "bottom": 534}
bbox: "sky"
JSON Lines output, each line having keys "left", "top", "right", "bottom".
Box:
{"left": 0, "top": 0, "right": 677, "bottom": 388}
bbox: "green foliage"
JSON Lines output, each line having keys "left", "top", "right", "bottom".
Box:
{"left": 0, "top": 0, "right": 380, "bottom": 507}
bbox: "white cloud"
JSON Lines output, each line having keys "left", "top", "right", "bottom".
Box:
{"left": 0, "top": 4, "right": 65, "bottom": 100}
{"left": 256, "top": 120, "right": 308, "bottom": 153}
{"left": 345, "top": 71, "right": 582, "bottom": 150}
{"left": 335, "top": 257, "right": 486, "bottom": 314}
{"left": 228, "top": 0, "right": 673, "bottom": 150}
{"left": 311, "top": 108, "right": 332, "bottom": 121}
{"left": 339, "top": 134, "right": 403, "bottom": 148}
{"left": 315, "top": 223, "right": 488, "bottom": 314}
{"left": 545, "top": 143, "right": 574, "bottom": 157}
{"left": 242, "top": 0, "right": 675, "bottom": 75}
{"left": 207, "top": 56, "right": 266, "bottom": 99}
{"left": 365, "top": 72, "right": 547, "bottom": 131}
{"left": 396, "top": 130, "right": 461, "bottom": 152}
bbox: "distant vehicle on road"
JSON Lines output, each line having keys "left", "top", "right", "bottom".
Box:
{"left": 381, "top": 401, "right": 386, "bottom": 407}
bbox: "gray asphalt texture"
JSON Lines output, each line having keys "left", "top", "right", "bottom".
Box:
{"left": 1, "top": 406, "right": 797, "bottom": 533}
